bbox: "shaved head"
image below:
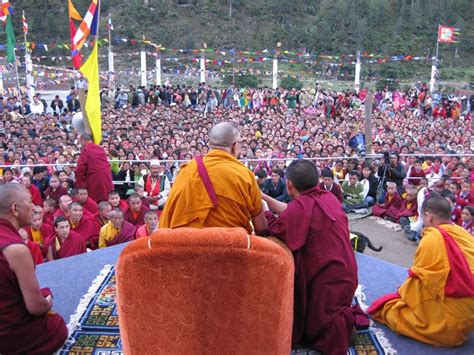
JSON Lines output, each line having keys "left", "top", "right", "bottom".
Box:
{"left": 0, "top": 184, "right": 29, "bottom": 215}
{"left": 208, "top": 122, "right": 240, "bottom": 149}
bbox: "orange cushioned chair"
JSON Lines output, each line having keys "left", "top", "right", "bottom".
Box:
{"left": 116, "top": 227, "right": 294, "bottom": 354}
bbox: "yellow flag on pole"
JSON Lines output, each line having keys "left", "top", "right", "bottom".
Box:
{"left": 79, "top": 42, "right": 101, "bottom": 144}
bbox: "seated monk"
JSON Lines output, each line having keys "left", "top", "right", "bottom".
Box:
{"left": 54, "top": 195, "right": 93, "bottom": 220}
{"left": 456, "top": 180, "right": 474, "bottom": 210}
{"left": 372, "top": 182, "right": 402, "bottom": 219}
{"left": 19, "top": 228, "right": 43, "bottom": 265}
{"left": 368, "top": 195, "right": 474, "bottom": 346}
{"left": 21, "top": 173, "right": 43, "bottom": 206}
{"left": 74, "top": 187, "right": 99, "bottom": 215}
{"left": 98, "top": 209, "right": 136, "bottom": 248}
{"left": 135, "top": 210, "right": 159, "bottom": 239}
{"left": 0, "top": 184, "right": 67, "bottom": 353}
{"left": 263, "top": 160, "right": 367, "bottom": 353}
{"left": 445, "top": 194, "right": 462, "bottom": 226}
{"left": 43, "top": 198, "right": 56, "bottom": 226}
{"left": 44, "top": 217, "right": 86, "bottom": 261}
{"left": 92, "top": 201, "right": 113, "bottom": 249}
{"left": 386, "top": 184, "right": 418, "bottom": 223}
{"left": 108, "top": 191, "right": 129, "bottom": 213}
{"left": 68, "top": 202, "right": 99, "bottom": 248}
{"left": 133, "top": 184, "right": 150, "bottom": 209}
{"left": 124, "top": 193, "right": 149, "bottom": 226}
{"left": 160, "top": 122, "right": 267, "bottom": 234}
{"left": 25, "top": 212, "right": 54, "bottom": 255}
{"left": 44, "top": 175, "right": 68, "bottom": 205}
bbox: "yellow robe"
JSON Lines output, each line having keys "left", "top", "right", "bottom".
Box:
{"left": 98, "top": 222, "right": 121, "bottom": 249}
{"left": 370, "top": 224, "right": 474, "bottom": 346}
{"left": 160, "top": 149, "right": 262, "bottom": 233}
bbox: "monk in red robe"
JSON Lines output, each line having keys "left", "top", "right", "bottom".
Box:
{"left": 75, "top": 187, "right": 99, "bottom": 215}
{"left": 372, "top": 182, "right": 403, "bottom": 219}
{"left": 135, "top": 210, "right": 158, "bottom": 239}
{"left": 98, "top": 209, "right": 136, "bottom": 248}
{"left": 44, "top": 175, "right": 68, "bottom": 205}
{"left": 0, "top": 184, "right": 67, "bottom": 353}
{"left": 19, "top": 228, "right": 44, "bottom": 265}
{"left": 91, "top": 201, "right": 113, "bottom": 249}
{"left": 456, "top": 180, "right": 474, "bottom": 209}
{"left": 68, "top": 202, "right": 99, "bottom": 247}
{"left": 44, "top": 217, "right": 87, "bottom": 261}
{"left": 75, "top": 133, "right": 114, "bottom": 202}
{"left": 21, "top": 174, "right": 43, "bottom": 206}
{"left": 124, "top": 193, "right": 149, "bottom": 226}
{"left": 25, "top": 212, "right": 54, "bottom": 255}
{"left": 43, "top": 198, "right": 56, "bottom": 226}
{"left": 108, "top": 191, "right": 129, "bottom": 213}
{"left": 263, "top": 160, "right": 367, "bottom": 354}
{"left": 54, "top": 195, "right": 93, "bottom": 220}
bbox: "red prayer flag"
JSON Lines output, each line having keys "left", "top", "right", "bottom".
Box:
{"left": 438, "top": 25, "right": 456, "bottom": 43}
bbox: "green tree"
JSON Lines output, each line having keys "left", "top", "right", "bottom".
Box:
{"left": 280, "top": 75, "right": 303, "bottom": 90}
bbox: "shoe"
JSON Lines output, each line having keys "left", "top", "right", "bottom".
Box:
{"left": 353, "top": 208, "right": 369, "bottom": 214}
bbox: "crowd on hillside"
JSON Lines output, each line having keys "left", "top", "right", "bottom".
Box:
{"left": 0, "top": 81, "right": 473, "bottom": 263}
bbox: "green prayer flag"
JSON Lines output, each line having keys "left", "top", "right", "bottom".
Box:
{"left": 6, "top": 15, "right": 16, "bottom": 63}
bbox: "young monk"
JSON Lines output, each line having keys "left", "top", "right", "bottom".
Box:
{"left": 18, "top": 228, "right": 44, "bottom": 265}
{"left": 25, "top": 212, "right": 54, "bottom": 254}
{"left": 74, "top": 187, "right": 99, "bottom": 215}
{"left": 43, "top": 198, "right": 56, "bottom": 226}
{"left": 108, "top": 191, "right": 129, "bottom": 213}
{"left": 372, "top": 181, "right": 402, "bottom": 219}
{"left": 393, "top": 185, "right": 418, "bottom": 222}
{"left": 124, "top": 193, "right": 149, "bottom": 226}
{"left": 263, "top": 160, "right": 367, "bottom": 354}
{"left": 456, "top": 180, "right": 473, "bottom": 209}
{"left": 44, "top": 175, "right": 68, "bottom": 205}
{"left": 135, "top": 211, "right": 159, "bottom": 239}
{"left": 0, "top": 184, "right": 67, "bottom": 353}
{"left": 369, "top": 195, "right": 474, "bottom": 347}
{"left": 44, "top": 216, "right": 86, "bottom": 261}
{"left": 461, "top": 205, "right": 474, "bottom": 235}
{"left": 68, "top": 202, "right": 99, "bottom": 247}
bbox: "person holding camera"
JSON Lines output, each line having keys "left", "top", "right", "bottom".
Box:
{"left": 377, "top": 151, "right": 406, "bottom": 203}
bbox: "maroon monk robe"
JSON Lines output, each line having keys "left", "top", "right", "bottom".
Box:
{"left": 70, "top": 217, "right": 99, "bottom": 245}
{"left": 111, "top": 199, "right": 129, "bottom": 213}
{"left": 0, "top": 219, "right": 67, "bottom": 354}
{"left": 25, "top": 224, "right": 54, "bottom": 246}
{"left": 54, "top": 207, "right": 93, "bottom": 220}
{"left": 44, "top": 185, "right": 68, "bottom": 205}
{"left": 456, "top": 192, "right": 474, "bottom": 209}
{"left": 28, "top": 185, "right": 43, "bottom": 206}
{"left": 265, "top": 187, "right": 367, "bottom": 354}
{"left": 44, "top": 231, "right": 86, "bottom": 260}
{"left": 104, "top": 221, "right": 136, "bottom": 247}
{"left": 91, "top": 213, "right": 108, "bottom": 250}
{"left": 394, "top": 199, "right": 418, "bottom": 222}
{"left": 75, "top": 142, "right": 114, "bottom": 203}
{"left": 26, "top": 240, "right": 44, "bottom": 265}
{"left": 80, "top": 197, "right": 99, "bottom": 215}
{"left": 372, "top": 192, "right": 403, "bottom": 219}
{"left": 124, "top": 205, "right": 149, "bottom": 226}
{"left": 318, "top": 182, "right": 343, "bottom": 202}
{"left": 43, "top": 210, "right": 55, "bottom": 226}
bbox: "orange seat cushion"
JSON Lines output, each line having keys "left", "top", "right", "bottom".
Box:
{"left": 116, "top": 227, "right": 294, "bottom": 354}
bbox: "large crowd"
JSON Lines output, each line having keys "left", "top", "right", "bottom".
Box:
{"left": 0, "top": 82, "right": 473, "bottom": 263}
{"left": 0, "top": 81, "right": 474, "bottom": 354}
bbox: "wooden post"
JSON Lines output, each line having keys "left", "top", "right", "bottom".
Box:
{"left": 364, "top": 90, "right": 373, "bottom": 155}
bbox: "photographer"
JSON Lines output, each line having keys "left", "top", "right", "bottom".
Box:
{"left": 377, "top": 151, "right": 406, "bottom": 203}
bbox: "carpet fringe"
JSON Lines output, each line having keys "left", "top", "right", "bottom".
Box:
{"left": 355, "top": 285, "right": 397, "bottom": 355}
{"left": 57, "top": 264, "right": 114, "bottom": 353}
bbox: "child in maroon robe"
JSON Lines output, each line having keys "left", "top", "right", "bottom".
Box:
{"left": 108, "top": 191, "right": 129, "bottom": 212}
{"left": 124, "top": 193, "right": 150, "bottom": 226}
{"left": 372, "top": 182, "right": 403, "bottom": 219}
{"left": 44, "top": 175, "right": 68, "bottom": 205}
{"left": 263, "top": 160, "right": 368, "bottom": 354}
{"left": 43, "top": 198, "right": 56, "bottom": 226}
{"left": 407, "top": 160, "right": 425, "bottom": 186}
{"left": 393, "top": 186, "right": 418, "bottom": 222}
{"left": 461, "top": 206, "right": 474, "bottom": 235}
{"left": 456, "top": 180, "right": 474, "bottom": 210}
{"left": 445, "top": 194, "right": 463, "bottom": 226}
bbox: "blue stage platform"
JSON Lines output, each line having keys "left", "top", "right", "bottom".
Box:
{"left": 36, "top": 243, "right": 474, "bottom": 354}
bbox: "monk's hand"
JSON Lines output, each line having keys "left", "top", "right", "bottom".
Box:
{"left": 261, "top": 200, "right": 269, "bottom": 212}
{"left": 45, "top": 295, "right": 53, "bottom": 308}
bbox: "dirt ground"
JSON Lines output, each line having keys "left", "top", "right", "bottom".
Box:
{"left": 349, "top": 218, "right": 418, "bottom": 268}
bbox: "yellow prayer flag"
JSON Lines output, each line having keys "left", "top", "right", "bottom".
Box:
{"left": 68, "top": 0, "right": 82, "bottom": 21}
{"left": 79, "top": 42, "right": 101, "bottom": 144}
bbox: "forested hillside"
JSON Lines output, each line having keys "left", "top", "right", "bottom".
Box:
{"left": 2, "top": 0, "right": 473, "bottom": 81}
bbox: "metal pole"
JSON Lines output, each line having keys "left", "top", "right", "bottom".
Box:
{"left": 364, "top": 90, "right": 373, "bottom": 154}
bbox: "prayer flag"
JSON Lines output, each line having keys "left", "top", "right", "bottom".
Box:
{"left": 68, "top": 0, "right": 83, "bottom": 69}
{"left": 107, "top": 14, "right": 113, "bottom": 31}
{"left": 5, "top": 14, "right": 15, "bottom": 63}
{"left": 22, "top": 12, "right": 27, "bottom": 34}
{"left": 73, "top": 0, "right": 98, "bottom": 53}
{"left": 0, "top": 0, "right": 10, "bottom": 22}
{"left": 438, "top": 25, "right": 456, "bottom": 43}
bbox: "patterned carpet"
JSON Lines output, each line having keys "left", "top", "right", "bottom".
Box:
{"left": 59, "top": 265, "right": 393, "bottom": 354}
